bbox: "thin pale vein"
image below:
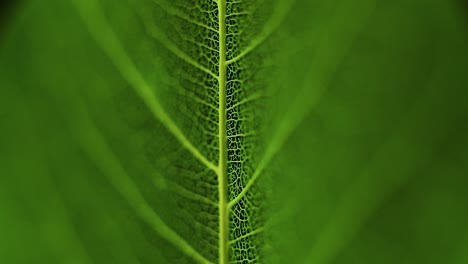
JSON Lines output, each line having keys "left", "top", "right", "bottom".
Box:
{"left": 226, "top": 93, "right": 263, "bottom": 112}
{"left": 152, "top": 0, "right": 218, "bottom": 34}
{"left": 170, "top": 181, "right": 218, "bottom": 207}
{"left": 225, "top": 0, "right": 293, "bottom": 65}
{"left": 61, "top": 91, "right": 212, "bottom": 264}
{"left": 140, "top": 8, "right": 219, "bottom": 79}
{"left": 21, "top": 96, "right": 93, "bottom": 264}
{"left": 228, "top": 227, "right": 264, "bottom": 245}
{"left": 229, "top": 0, "right": 376, "bottom": 208}
{"left": 305, "top": 74, "right": 450, "bottom": 264}
{"left": 72, "top": 0, "right": 217, "bottom": 172}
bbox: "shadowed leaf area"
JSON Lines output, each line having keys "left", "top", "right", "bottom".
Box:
{"left": 1, "top": 0, "right": 468, "bottom": 263}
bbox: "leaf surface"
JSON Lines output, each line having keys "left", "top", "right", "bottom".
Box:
{"left": 1, "top": 0, "right": 468, "bottom": 263}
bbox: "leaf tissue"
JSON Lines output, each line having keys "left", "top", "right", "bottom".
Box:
{"left": 1, "top": 0, "right": 468, "bottom": 264}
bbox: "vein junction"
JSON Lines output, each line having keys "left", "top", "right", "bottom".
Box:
{"left": 145, "top": 0, "right": 267, "bottom": 262}
{"left": 73, "top": 0, "right": 273, "bottom": 263}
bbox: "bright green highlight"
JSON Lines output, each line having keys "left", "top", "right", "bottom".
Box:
{"left": 1, "top": 0, "right": 468, "bottom": 263}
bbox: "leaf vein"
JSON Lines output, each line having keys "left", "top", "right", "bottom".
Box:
{"left": 72, "top": 0, "right": 217, "bottom": 172}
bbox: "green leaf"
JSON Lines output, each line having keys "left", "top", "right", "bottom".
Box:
{"left": 1, "top": 0, "right": 468, "bottom": 263}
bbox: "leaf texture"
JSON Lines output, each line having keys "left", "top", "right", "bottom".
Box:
{"left": 1, "top": 0, "right": 468, "bottom": 264}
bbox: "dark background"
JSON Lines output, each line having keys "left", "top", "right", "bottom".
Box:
{"left": 0, "top": 0, "right": 19, "bottom": 31}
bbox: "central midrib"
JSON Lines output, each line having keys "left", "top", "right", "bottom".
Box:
{"left": 217, "top": 0, "right": 229, "bottom": 264}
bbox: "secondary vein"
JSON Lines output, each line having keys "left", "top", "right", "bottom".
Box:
{"left": 72, "top": 0, "right": 217, "bottom": 172}
{"left": 62, "top": 83, "right": 212, "bottom": 264}
{"left": 225, "top": 0, "right": 293, "bottom": 65}
{"left": 229, "top": 0, "right": 376, "bottom": 209}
